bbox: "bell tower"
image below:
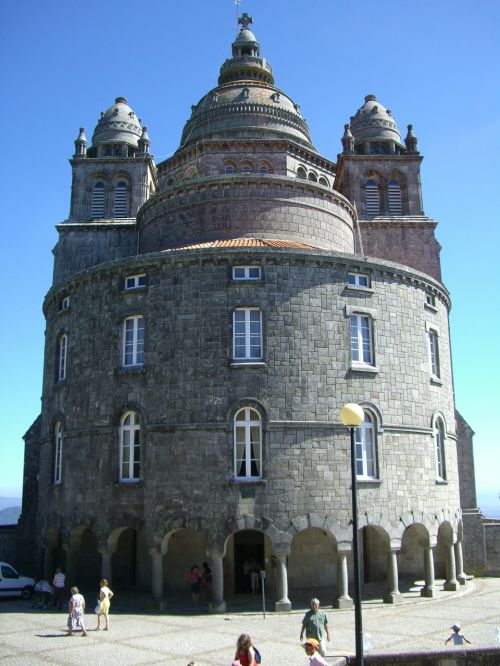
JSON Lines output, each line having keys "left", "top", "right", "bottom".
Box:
{"left": 335, "top": 95, "right": 441, "bottom": 281}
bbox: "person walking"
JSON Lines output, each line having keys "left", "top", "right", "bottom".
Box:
{"left": 67, "top": 586, "right": 88, "bottom": 636}
{"left": 303, "top": 638, "right": 330, "bottom": 665}
{"left": 95, "top": 578, "right": 114, "bottom": 631}
{"left": 52, "top": 567, "right": 66, "bottom": 611}
{"left": 300, "top": 598, "right": 330, "bottom": 656}
{"left": 445, "top": 623, "right": 472, "bottom": 646}
{"left": 234, "top": 633, "right": 257, "bottom": 666}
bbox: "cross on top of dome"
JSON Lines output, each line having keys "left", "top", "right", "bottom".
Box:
{"left": 238, "top": 12, "right": 253, "bottom": 30}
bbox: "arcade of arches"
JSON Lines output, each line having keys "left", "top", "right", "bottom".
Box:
{"left": 41, "top": 514, "right": 468, "bottom": 612}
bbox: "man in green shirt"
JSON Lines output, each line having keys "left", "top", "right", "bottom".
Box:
{"left": 300, "top": 597, "right": 330, "bottom": 656}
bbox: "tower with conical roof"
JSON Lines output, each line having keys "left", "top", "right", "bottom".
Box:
{"left": 336, "top": 94, "right": 441, "bottom": 281}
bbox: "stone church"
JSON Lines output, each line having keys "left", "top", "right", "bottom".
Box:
{"left": 18, "top": 14, "right": 486, "bottom": 610}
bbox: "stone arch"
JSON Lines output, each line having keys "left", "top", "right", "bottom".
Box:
{"left": 161, "top": 527, "right": 209, "bottom": 593}
{"left": 65, "top": 525, "right": 101, "bottom": 591}
{"left": 288, "top": 526, "right": 338, "bottom": 594}
{"left": 435, "top": 519, "right": 455, "bottom": 578}
{"left": 359, "top": 523, "right": 391, "bottom": 583}
{"left": 223, "top": 527, "right": 275, "bottom": 596}
{"left": 399, "top": 522, "right": 430, "bottom": 580}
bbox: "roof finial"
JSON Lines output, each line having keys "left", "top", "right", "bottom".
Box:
{"left": 239, "top": 12, "right": 253, "bottom": 30}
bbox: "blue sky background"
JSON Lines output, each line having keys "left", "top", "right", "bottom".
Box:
{"left": 1, "top": 0, "right": 499, "bottom": 512}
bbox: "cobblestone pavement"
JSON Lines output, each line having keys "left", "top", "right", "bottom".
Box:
{"left": 1, "top": 577, "right": 499, "bottom": 665}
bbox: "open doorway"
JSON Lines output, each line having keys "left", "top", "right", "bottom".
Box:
{"left": 233, "top": 530, "right": 264, "bottom": 594}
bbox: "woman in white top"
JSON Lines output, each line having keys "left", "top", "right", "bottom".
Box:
{"left": 96, "top": 578, "right": 113, "bottom": 630}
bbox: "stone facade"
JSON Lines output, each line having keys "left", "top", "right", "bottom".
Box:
{"left": 17, "top": 13, "right": 485, "bottom": 609}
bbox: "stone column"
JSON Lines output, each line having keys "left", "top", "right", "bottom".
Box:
{"left": 421, "top": 545, "right": 437, "bottom": 598}
{"left": 98, "top": 547, "right": 113, "bottom": 584}
{"left": 43, "top": 545, "right": 54, "bottom": 580}
{"left": 274, "top": 549, "right": 291, "bottom": 612}
{"left": 455, "top": 540, "right": 467, "bottom": 585}
{"left": 150, "top": 548, "right": 164, "bottom": 607}
{"left": 334, "top": 549, "right": 353, "bottom": 609}
{"left": 443, "top": 542, "right": 459, "bottom": 591}
{"left": 383, "top": 548, "right": 403, "bottom": 604}
{"left": 208, "top": 550, "right": 226, "bottom": 613}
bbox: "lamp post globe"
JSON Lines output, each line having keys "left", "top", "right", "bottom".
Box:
{"left": 340, "top": 402, "right": 364, "bottom": 427}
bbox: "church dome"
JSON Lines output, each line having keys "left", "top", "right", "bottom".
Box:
{"left": 178, "top": 15, "right": 314, "bottom": 150}
{"left": 91, "top": 96, "right": 143, "bottom": 148}
{"left": 349, "top": 94, "right": 403, "bottom": 147}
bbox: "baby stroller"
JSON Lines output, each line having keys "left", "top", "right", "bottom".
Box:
{"left": 32, "top": 580, "right": 55, "bottom": 609}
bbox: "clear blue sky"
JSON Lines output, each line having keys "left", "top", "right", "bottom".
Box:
{"left": 1, "top": 1, "right": 499, "bottom": 509}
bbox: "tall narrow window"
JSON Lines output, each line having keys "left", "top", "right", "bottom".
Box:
{"left": 234, "top": 407, "right": 262, "bottom": 480}
{"left": 364, "top": 180, "right": 380, "bottom": 216}
{"left": 355, "top": 413, "right": 377, "bottom": 479}
{"left": 119, "top": 411, "right": 141, "bottom": 481}
{"left": 350, "top": 315, "right": 373, "bottom": 365}
{"left": 122, "top": 316, "right": 144, "bottom": 367}
{"left": 57, "top": 334, "right": 68, "bottom": 381}
{"left": 91, "top": 181, "right": 105, "bottom": 218}
{"left": 388, "top": 180, "right": 403, "bottom": 215}
{"left": 113, "top": 181, "right": 129, "bottom": 217}
{"left": 435, "top": 418, "right": 446, "bottom": 480}
{"left": 428, "top": 329, "right": 440, "bottom": 378}
{"left": 233, "top": 308, "right": 262, "bottom": 360}
{"left": 53, "top": 421, "right": 63, "bottom": 484}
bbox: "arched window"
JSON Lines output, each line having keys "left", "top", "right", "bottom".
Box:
{"left": 308, "top": 172, "right": 318, "bottom": 182}
{"left": 355, "top": 412, "right": 377, "bottom": 479}
{"left": 113, "top": 181, "right": 129, "bottom": 218}
{"left": 91, "top": 181, "right": 105, "bottom": 218}
{"left": 224, "top": 163, "right": 236, "bottom": 175}
{"left": 434, "top": 417, "right": 446, "bottom": 480}
{"left": 57, "top": 334, "right": 68, "bottom": 382}
{"left": 234, "top": 407, "right": 262, "bottom": 480}
{"left": 122, "top": 316, "right": 144, "bottom": 367}
{"left": 297, "top": 166, "right": 307, "bottom": 179}
{"left": 318, "top": 176, "right": 329, "bottom": 187}
{"left": 364, "top": 179, "right": 380, "bottom": 216}
{"left": 388, "top": 180, "right": 403, "bottom": 215}
{"left": 53, "top": 421, "right": 63, "bottom": 484}
{"left": 241, "top": 162, "right": 253, "bottom": 174}
{"left": 119, "top": 411, "right": 141, "bottom": 482}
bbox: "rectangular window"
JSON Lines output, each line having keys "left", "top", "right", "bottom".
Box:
{"left": 348, "top": 272, "right": 370, "bottom": 287}
{"left": 123, "top": 316, "right": 145, "bottom": 367}
{"left": 125, "top": 274, "right": 146, "bottom": 290}
{"left": 232, "top": 266, "right": 261, "bottom": 280}
{"left": 59, "top": 296, "right": 70, "bottom": 311}
{"left": 350, "top": 314, "right": 373, "bottom": 365}
{"left": 233, "top": 308, "right": 262, "bottom": 360}
{"left": 428, "top": 329, "right": 440, "bottom": 378}
{"left": 53, "top": 426, "right": 62, "bottom": 485}
{"left": 425, "top": 292, "right": 436, "bottom": 308}
{"left": 355, "top": 416, "right": 377, "bottom": 479}
{"left": 58, "top": 335, "right": 68, "bottom": 381}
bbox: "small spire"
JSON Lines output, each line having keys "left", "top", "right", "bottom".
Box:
{"left": 342, "top": 123, "right": 355, "bottom": 154}
{"left": 74, "top": 127, "right": 87, "bottom": 158}
{"left": 405, "top": 124, "right": 419, "bottom": 154}
{"left": 138, "top": 126, "right": 151, "bottom": 156}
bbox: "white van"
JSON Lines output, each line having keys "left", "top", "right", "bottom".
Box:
{"left": 0, "top": 562, "right": 35, "bottom": 599}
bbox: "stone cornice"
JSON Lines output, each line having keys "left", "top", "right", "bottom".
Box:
{"left": 43, "top": 244, "right": 451, "bottom": 314}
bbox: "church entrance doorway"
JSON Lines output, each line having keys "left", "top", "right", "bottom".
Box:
{"left": 233, "top": 530, "right": 264, "bottom": 594}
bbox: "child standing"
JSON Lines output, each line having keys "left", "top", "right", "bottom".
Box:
{"left": 445, "top": 623, "right": 472, "bottom": 646}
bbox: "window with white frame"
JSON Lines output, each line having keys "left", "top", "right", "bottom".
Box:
{"left": 113, "top": 181, "right": 129, "bottom": 218}
{"left": 53, "top": 421, "right": 63, "bottom": 485}
{"left": 425, "top": 292, "right": 436, "bottom": 308}
{"left": 125, "top": 274, "right": 147, "bottom": 290}
{"left": 434, "top": 417, "right": 446, "bottom": 480}
{"left": 122, "top": 316, "right": 144, "bottom": 367}
{"left": 119, "top": 411, "right": 141, "bottom": 481}
{"left": 234, "top": 407, "right": 262, "bottom": 480}
{"left": 232, "top": 266, "right": 261, "bottom": 281}
{"left": 428, "top": 328, "right": 440, "bottom": 378}
{"left": 91, "top": 181, "right": 105, "bottom": 218}
{"left": 59, "top": 296, "right": 70, "bottom": 311}
{"left": 233, "top": 308, "right": 262, "bottom": 360}
{"left": 57, "top": 334, "right": 68, "bottom": 381}
{"left": 355, "top": 412, "right": 377, "bottom": 479}
{"left": 348, "top": 272, "right": 370, "bottom": 288}
{"left": 350, "top": 314, "right": 374, "bottom": 365}
{"left": 364, "top": 179, "right": 380, "bottom": 216}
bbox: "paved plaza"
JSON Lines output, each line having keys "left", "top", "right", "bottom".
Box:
{"left": 0, "top": 577, "right": 499, "bottom": 665}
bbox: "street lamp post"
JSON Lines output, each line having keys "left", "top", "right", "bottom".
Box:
{"left": 340, "top": 403, "right": 365, "bottom": 666}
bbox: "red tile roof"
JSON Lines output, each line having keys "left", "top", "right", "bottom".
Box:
{"left": 162, "top": 238, "right": 318, "bottom": 251}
